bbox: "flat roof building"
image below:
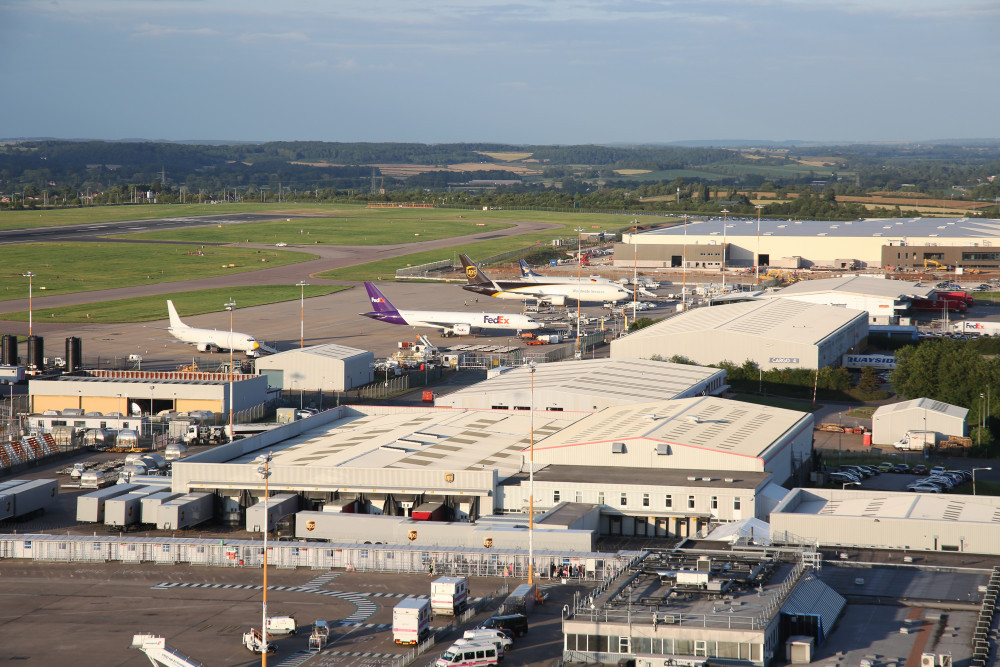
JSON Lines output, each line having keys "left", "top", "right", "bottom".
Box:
{"left": 434, "top": 358, "right": 728, "bottom": 411}
{"left": 763, "top": 275, "right": 936, "bottom": 324}
{"left": 610, "top": 299, "right": 868, "bottom": 370}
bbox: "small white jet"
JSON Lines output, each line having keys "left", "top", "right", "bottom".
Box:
{"left": 361, "top": 282, "right": 542, "bottom": 336}
{"left": 166, "top": 300, "right": 276, "bottom": 357}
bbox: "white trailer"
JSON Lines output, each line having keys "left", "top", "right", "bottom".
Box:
{"left": 157, "top": 492, "right": 214, "bottom": 530}
{"left": 76, "top": 484, "right": 142, "bottom": 523}
{"left": 431, "top": 576, "right": 469, "bottom": 615}
{"left": 141, "top": 491, "right": 184, "bottom": 525}
{"left": 393, "top": 598, "right": 431, "bottom": 645}
{"left": 105, "top": 489, "right": 158, "bottom": 528}
{"left": 894, "top": 430, "right": 936, "bottom": 451}
{"left": 0, "top": 479, "right": 29, "bottom": 520}
{"left": 10, "top": 479, "right": 58, "bottom": 518}
{"left": 246, "top": 493, "right": 300, "bottom": 533}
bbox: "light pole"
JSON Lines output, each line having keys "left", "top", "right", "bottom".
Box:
{"left": 527, "top": 361, "right": 535, "bottom": 585}
{"left": 296, "top": 281, "right": 309, "bottom": 348}
{"left": 22, "top": 272, "right": 35, "bottom": 336}
{"left": 720, "top": 209, "right": 729, "bottom": 293}
{"left": 842, "top": 481, "right": 860, "bottom": 490}
{"left": 973, "top": 467, "right": 992, "bottom": 496}
{"left": 632, "top": 219, "right": 639, "bottom": 322}
{"left": 682, "top": 214, "right": 688, "bottom": 311}
{"left": 980, "top": 393, "right": 985, "bottom": 448}
{"left": 575, "top": 227, "right": 585, "bottom": 359}
{"left": 256, "top": 452, "right": 273, "bottom": 664}
{"left": 226, "top": 299, "right": 236, "bottom": 439}
{"left": 754, "top": 204, "right": 764, "bottom": 286}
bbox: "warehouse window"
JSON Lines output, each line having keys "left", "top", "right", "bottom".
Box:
{"left": 553, "top": 490, "right": 560, "bottom": 503}
{"left": 688, "top": 496, "right": 695, "bottom": 509}
{"left": 620, "top": 493, "right": 627, "bottom": 506}
{"left": 665, "top": 495, "right": 672, "bottom": 508}
{"left": 643, "top": 493, "right": 649, "bottom": 507}
{"left": 491, "top": 405, "right": 508, "bottom": 410}
{"left": 574, "top": 491, "right": 582, "bottom": 503}
{"left": 598, "top": 492, "right": 605, "bottom": 505}
{"left": 734, "top": 497, "right": 741, "bottom": 510}
{"left": 711, "top": 496, "right": 718, "bottom": 509}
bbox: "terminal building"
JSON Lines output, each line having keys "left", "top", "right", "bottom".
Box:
{"left": 610, "top": 299, "right": 868, "bottom": 370}
{"left": 615, "top": 216, "right": 1000, "bottom": 270}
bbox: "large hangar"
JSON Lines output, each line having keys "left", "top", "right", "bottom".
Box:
{"left": 771, "top": 487, "right": 1000, "bottom": 554}
{"left": 434, "top": 358, "right": 728, "bottom": 411}
{"left": 617, "top": 216, "right": 1000, "bottom": 269}
{"left": 871, "top": 397, "right": 969, "bottom": 445}
{"left": 610, "top": 299, "right": 868, "bottom": 370}
{"left": 254, "top": 343, "right": 374, "bottom": 391}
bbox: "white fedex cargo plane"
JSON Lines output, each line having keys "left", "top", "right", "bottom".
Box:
{"left": 166, "top": 300, "right": 276, "bottom": 357}
{"left": 461, "top": 255, "right": 632, "bottom": 305}
{"left": 361, "top": 282, "right": 541, "bottom": 336}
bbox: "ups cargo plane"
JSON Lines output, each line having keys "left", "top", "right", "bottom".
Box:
{"left": 460, "top": 254, "right": 631, "bottom": 305}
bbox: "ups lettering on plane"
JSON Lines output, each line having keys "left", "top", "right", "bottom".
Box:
{"left": 483, "top": 315, "right": 509, "bottom": 325}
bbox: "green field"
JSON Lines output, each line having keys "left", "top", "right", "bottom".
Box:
{"left": 0, "top": 243, "right": 315, "bottom": 301}
{"left": 0, "top": 202, "right": 304, "bottom": 231}
{"left": 113, "top": 214, "right": 514, "bottom": 245}
{"left": 0, "top": 285, "right": 346, "bottom": 323}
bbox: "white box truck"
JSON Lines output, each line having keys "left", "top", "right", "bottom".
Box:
{"left": 431, "top": 576, "right": 469, "bottom": 615}
{"left": 393, "top": 597, "right": 431, "bottom": 645}
{"left": 894, "top": 430, "right": 936, "bottom": 451}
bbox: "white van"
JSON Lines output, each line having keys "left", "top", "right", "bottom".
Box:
{"left": 462, "top": 629, "right": 512, "bottom": 654}
{"left": 266, "top": 615, "right": 297, "bottom": 635}
{"left": 435, "top": 642, "right": 498, "bottom": 667}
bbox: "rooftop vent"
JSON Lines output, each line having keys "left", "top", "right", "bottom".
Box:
{"left": 687, "top": 476, "right": 697, "bottom": 481}
{"left": 656, "top": 443, "right": 671, "bottom": 456}
{"left": 685, "top": 415, "right": 701, "bottom": 424}
{"left": 724, "top": 477, "right": 735, "bottom": 483}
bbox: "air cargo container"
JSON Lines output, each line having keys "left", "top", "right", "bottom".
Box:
{"left": 431, "top": 576, "right": 469, "bottom": 615}
{"left": 246, "top": 493, "right": 300, "bottom": 533}
{"left": 393, "top": 598, "right": 431, "bottom": 645}
{"left": 10, "top": 479, "right": 58, "bottom": 518}
{"left": 156, "top": 492, "right": 214, "bottom": 530}
{"left": 163, "top": 443, "right": 188, "bottom": 461}
{"left": 504, "top": 583, "right": 537, "bottom": 615}
{"left": 76, "top": 484, "right": 142, "bottom": 523}
{"left": 141, "top": 491, "right": 184, "bottom": 525}
{"left": 105, "top": 490, "right": 158, "bottom": 528}
{"left": 79, "top": 470, "right": 118, "bottom": 489}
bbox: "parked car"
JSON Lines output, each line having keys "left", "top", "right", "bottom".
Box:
{"left": 877, "top": 462, "right": 895, "bottom": 473}
{"left": 908, "top": 483, "right": 942, "bottom": 493}
{"left": 911, "top": 465, "right": 928, "bottom": 475}
{"left": 893, "top": 463, "right": 911, "bottom": 474}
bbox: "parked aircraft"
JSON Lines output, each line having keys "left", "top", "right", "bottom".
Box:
{"left": 519, "top": 259, "right": 657, "bottom": 298}
{"left": 166, "top": 300, "right": 276, "bottom": 357}
{"left": 360, "top": 282, "right": 541, "bottom": 336}
{"left": 460, "top": 255, "right": 632, "bottom": 305}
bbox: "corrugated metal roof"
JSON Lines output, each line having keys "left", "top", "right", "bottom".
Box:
{"left": 781, "top": 575, "right": 846, "bottom": 643}
{"left": 644, "top": 216, "right": 1000, "bottom": 240}
{"left": 533, "top": 396, "right": 811, "bottom": 460}
{"left": 259, "top": 343, "right": 370, "bottom": 361}
{"left": 441, "top": 358, "right": 725, "bottom": 404}
{"left": 613, "top": 299, "right": 866, "bottom": 347}
{"left": 874, "top": 397, "right": 969, "bottom": 420}
{"left": 771, "top": 276, "right": 936, "bottom": 299}
{"left": 779, "top": 488, "right": 1000, "bottom": 523}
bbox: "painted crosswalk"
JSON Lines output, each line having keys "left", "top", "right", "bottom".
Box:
{"left": 302, "top": 570, "right": 343, "bottom": 589}
{"left": 273, "top": 651, "right": 314, "bottom": 667}
{"left": 319, "top": 649, "right": 399, "bottom": 659}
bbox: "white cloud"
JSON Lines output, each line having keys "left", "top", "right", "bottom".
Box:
{"left": 131, "top": 23, "right": 217, "bottom": 37}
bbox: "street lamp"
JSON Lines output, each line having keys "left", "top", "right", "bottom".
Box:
{"left": 574, "top": 227, "right": 585, "bottom": 359}
{"left": 527, "top": 361, "right": 536, "bottom": 585}
{"left": 226, "top": 299, "right": 236, "bottom": 439}
{"left": 720, "top": 209, "right": 729, "bottom": 293}
{"left": 973, "top": 467, "right": 992, "bottom": 496}
{"left": 255, "top": 452, "right": 273, "bottom": 664}
{"left": 754, "top": 205, "right": 764, "bottom": 286}
{"left": 842, "top": 481, "right": 860, "bottom": 490}
{"left": 296, "top": 281, "right": 309, "bottom": 348}
{"left": 22, "top": 272, "right": 35, "bottom": 336}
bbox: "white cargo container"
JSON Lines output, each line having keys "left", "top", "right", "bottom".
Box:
{"left": 393, "top": 598, "right": 431, "bottom": 645}
{"left": 141, "top": 491, "right": 184, "bottom": 525}
{"left": 431, "top": 576, "right": 469, "bottom": 615}
{"left": 105, "top": 490, "right": 158, "bottom": 528}
{"left": 156, "top": 492, "right": 214, "bottom": 530}
{"left": 10, "top": 479, "right": 58, "bottom": 518}
{"left": 246, "top": 493, "right": 300, "bottom": 533}
{"left": 0, "top": 492, "right": 13, "bottom": 520}
{"left": 76, "top": 484, "right": 142, "bottom": 523}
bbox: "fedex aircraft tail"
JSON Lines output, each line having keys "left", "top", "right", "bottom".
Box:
{"left": 364, "top": 282, "right": 401, "bottom": 315}
{"left": 166, "top": 300, "right": 189, "bottom": 330}
{"left": 519, "top": 258, "right": 541, "bottom": 277}
{"left": 459, "top": 254, "right": 495, "bottom": 287}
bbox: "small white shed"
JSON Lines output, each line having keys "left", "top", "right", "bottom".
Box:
{"left": 871, "top": 397, "right": 968, "bottom": 445}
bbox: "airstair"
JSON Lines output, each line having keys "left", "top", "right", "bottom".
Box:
{"left": 131, "top": 634, "right": 203, "bottom": 667}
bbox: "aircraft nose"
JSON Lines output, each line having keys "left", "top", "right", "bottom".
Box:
{"left": 252, "top": 341, "right": 260, "bottom": 349}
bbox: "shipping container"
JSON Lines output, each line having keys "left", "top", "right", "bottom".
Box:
{"left": 246, "top": 493, "right": 300, "bottom": 533}
{"left": 0, "top": 492, "right": 13, "bottom": 520}
{"left": 322, "top": 498, "right": 357, "bottom": 513}
{"left": 156, "top": 492, "right": 214, "bottom": 530}
{"left": 76, "top": 484, "right": 142, "bottom": 523}
{"left": 104, "top": 492, "right": 152, "bottom": 528}
{"left": 411, "top": 502, "right": 447, "bottom": 522}
{"left": 141, "top": 491, "right": 184, "bottom": 525}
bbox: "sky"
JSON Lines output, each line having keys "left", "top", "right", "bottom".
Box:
{"left": 1, "top": 0, "right": 998, "bottom": 145}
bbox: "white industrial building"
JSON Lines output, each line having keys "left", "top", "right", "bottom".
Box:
{"left": 169, "top": 396, "right": 810, "bottom": 542}
{"left": 771, "top": 488, "right": 1000, "bottom": 554}
{"left": 255, "top": 343, "right": 374, "bottom": 391}
{"left": 763, "top": 275, "right": 936, "bottom": 325}
{"left": 610, "top": 299, "right": 868, "bottom": 371}
{"left": 871, "top": 397, "right": 969, "bottom": 445}
{"left": 616, "top": 216, "right": 1000, "bottom": 270}
{"left": 434, "top": 358, "right": 728, "bottom": 411}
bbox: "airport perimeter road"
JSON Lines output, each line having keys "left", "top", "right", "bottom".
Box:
{"left": 0, "top": 560, "right": 582, "bottom": 666}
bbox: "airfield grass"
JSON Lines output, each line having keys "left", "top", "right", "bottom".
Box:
{"left": 0, "top": 285, "right": 345, "bottom": 323}
{"left": 0, "top": 243, "right": 316, "bottom": 301}
{"left": 113, "top": 214, "right": 513, "bottom": 245}
{"left": 0, "top": 202, "right": 315, "bottom": 231}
